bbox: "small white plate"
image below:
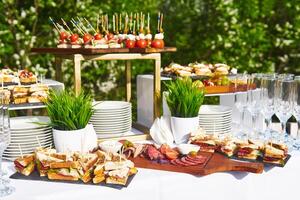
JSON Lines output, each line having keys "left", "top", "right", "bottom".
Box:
{"left": 10, "top": 116, "right": 50, "bottom": 130}
{"left": 199, "top": 105, "right": 232, "bottom": 115}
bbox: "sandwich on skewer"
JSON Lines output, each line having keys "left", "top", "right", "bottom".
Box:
{"left": 35, "top": 148, "right": 66, "bottom": 177}
{"left": 14, "top": 154, "right": 35, "bottom": 176}
{"left": 28, "top": 84, "right": 49, "bottom": 103}
{"left": 263, "top": 144, "right": 287, "bottom": 165}
{"left": 236, "top": 143, "right": 261, "bottom": 160}
{"left": 218, "top": 139, "right": 237, "bottom": 157}
{"left": 188, "top": 129, "right": 218, "bottom": 153}
{"left": 12, "top": 86, "right": 28, "bottom": 104}
{"left": 77, "top": 153, "right": 99, "bottom": 183}
{"left": 47, "top": 160, "right": 80, "bottom": 181}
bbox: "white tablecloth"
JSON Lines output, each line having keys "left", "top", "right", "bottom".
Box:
{"left": 2, "top": 151, "right": 300, "bottom": 200}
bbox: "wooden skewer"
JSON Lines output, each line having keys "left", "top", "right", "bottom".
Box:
{"left": 61, "top": 18, "right": 73, "bottom": 34}
{"left": 106, "top": 14, "right": 109, "bottom": 33}
{"left": 157, "top": 12, "right": 160, "bottom": 32}
{"left": 112, "top": 15, "right": 115, "bottom": 32}
{"left": 96, "top": 14, "right": 99, "bottom": 33}
{"left": 116, "top": 14, "right": 119, "bottom": 33}
{"left": 77, "top": 17, "right": 88, "bottom": 33}
{"left": 84, "top": 17, "right": 97, "bottom": 34}
{"left": 49, "top": 17, "right": 61, "bottom": 33}
{"left": 119, "top": 13, "right": 122, "bottom": 32}
{"left": 160, "top": 13, "right": 164, "bottom": 32}
{"left": 36, "top": 136, "right": 41, "bottom": 147}
{"left": 71, "top": 19, "right": 84, "bottom": 35}
{"left": 18, "top": 144, "right": 23, "bottom": 158}
{"left": 136, "top": 13, "right": 139, "bottom": 33}
{"left": 124, "top": 13, "right": 128, "bottom": 33}
{"left": 133, "top": 18, "right": 136, "bottom": 35}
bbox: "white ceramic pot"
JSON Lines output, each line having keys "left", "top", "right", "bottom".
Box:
{"left": 53, "top": 124, "right": 97, "bottom": 153}
{"left": 171, "top": 116, "right": 199, "bottom": 144}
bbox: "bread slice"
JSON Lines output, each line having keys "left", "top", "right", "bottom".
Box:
{"left": 106, "top": 176, "right": 128, "bottom": 185}
{"left": 13, "top": 97, "right": 28, "bottom": 104}
{"left": 50, "top": 161, "right": 79, "bottom": 169}
{"left": 93, "top": 175, "right": 105, "bottom": 184}
{"left": 48, "top": 172, "right": 79, "bottom": 181}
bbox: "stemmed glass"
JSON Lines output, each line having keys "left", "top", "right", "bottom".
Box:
{"left": 0, "top": 93, "right": 14, "bottom": 197}
{"left": 233, "top": 74, "right": 248, "bottom": 138}
{"left": 293, "top": 76, "right": 300, "bottom": 149}
{"left": 260, "top": 74, "right": 276, "bottom": 140}
{"left": 246, "top": 74, "right": 263, "bottom": 139}
{"left": 274, "top": 78, "right": 294, "bottom": 144}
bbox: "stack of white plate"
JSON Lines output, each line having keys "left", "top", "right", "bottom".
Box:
{"left": 90, "top": 101, "right": 132, "bottom": 138}
{"left": 3, "top": 116, "right": 53, "bottom": 161}
{"left": 198, "top": 105, "right": 232, "bottom": 134}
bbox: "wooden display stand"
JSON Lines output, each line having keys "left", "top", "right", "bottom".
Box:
{"left": 31, "top": 47, "right": 176, "bottom": 135}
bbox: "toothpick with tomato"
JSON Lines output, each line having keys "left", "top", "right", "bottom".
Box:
{"left": 151, "top": 12, "right": 165, "bottom": 49}
{"left": 136, "top": 12, "right": 147, "bottom": 48}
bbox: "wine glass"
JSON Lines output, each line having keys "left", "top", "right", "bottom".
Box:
{"left": 233, "top": 73, "right": 249, "bottom": 138}
{"left": 274, "top": 78, "right": 294, "bottom": 144}
{"left": 0, "top": 93, "right": 14, "bottom": 197}
{"left": 293, "top": 76, "right": 300, "bottom": 149}
{"left": 260, "top": 74, "right": 276, "bottom": 140}
{"left": 246, "top": 74, "right": 263, "bottom": 139}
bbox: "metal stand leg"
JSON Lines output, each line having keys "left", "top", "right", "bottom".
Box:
{"left": 74, "top": 54, "right": 81, "bottom": 96}
{"left": 153, "top": 54, "right": 161, "bottom": 120}
{"left": 125, "top": 60, "right": 131, "bottom": 102}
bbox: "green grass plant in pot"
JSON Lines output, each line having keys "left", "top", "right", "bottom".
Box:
{"left": 165, "top": 77, "right": 205, "bottom": 144}
{"left": 46, "top": 90, "right": 97, "bottom": 153}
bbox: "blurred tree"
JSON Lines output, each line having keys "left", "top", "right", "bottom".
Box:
{"left": 0, "top": 0, "right": 299, "bottom": 106}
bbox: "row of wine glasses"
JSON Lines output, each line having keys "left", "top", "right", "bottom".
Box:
{"left": 232, "top": 73, "right": 300, "bottom": 150}
{"left": 0, "top": 92, "right": 14, "bottom": 197}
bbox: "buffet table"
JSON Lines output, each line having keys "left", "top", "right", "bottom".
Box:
{"left": 2, "top": 151, "right": 300, "bottom": 200}
{"left": 31, "top": 47, "right": 176, "bottom": 120}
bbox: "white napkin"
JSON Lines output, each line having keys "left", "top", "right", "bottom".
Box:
{"left": 150, "top": 116, "right": 174, "bottom": 146}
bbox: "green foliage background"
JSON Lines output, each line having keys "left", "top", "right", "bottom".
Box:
{"left": 0, "top": 0, "right": 299, "bottom": 105}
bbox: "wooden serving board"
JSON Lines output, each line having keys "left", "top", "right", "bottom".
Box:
{"left": 31, "top": 47, "right": 177, "bottom": 55}
{"left": 131, "top": 152, "right": 264, "bottom": 176}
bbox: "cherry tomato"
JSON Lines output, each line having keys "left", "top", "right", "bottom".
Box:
{"left": 70, "top": 34, "right": 79, "bottom": 43}
{"left": 94, "top": 33, "right": 102, "bottom": 40}
{"left": 136, "top": 39, "right": 147, "bottom": 48}
{"left": 106, "top": 33, "right": 114, "bottom": 41}
{"left": 151, "top": 39, "right": 165, "bottom": 49}
{"left": 125, "top": 39, "right": 136, "bottom": 48}
{"left": 83, "top": 33, "right": 92, "bottom": 44}
{"left": 60, "top": 31, "right": 69, "bottom": 40}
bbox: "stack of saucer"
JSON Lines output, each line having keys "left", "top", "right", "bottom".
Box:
{"left": 198, "top": 105, "right": 232, "bottom": 134}
{"left": 90, "top": 101, "right": 132, "bottom": 138}
{"left": 3, "top": 116, "right": 52, "bottom": 161}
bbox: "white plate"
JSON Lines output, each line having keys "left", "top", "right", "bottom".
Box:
{"left": 92, "top": 123, "right": 131, "bottom": 128}
{"left": 93, "top": 107, "right": 131, "bottom": 113}
{"left": 90, "top": 117, "right": 131, "bottom": 122}
{"left": 199, "top": 117, "right": 231, "bottom": 121}
{"left": 10, "top": 131, "right": 53, "bottom": 137}
{"left": 10, "top": 116, "right": 50, "bottom": 130}
{"left": 97, "top": 133, "right": 125, "bottom": 138}
{"left": 93, "top": 101, "right": 131, "bottom": 110}
{"left": 11, "top": 134, "right": 53, "bottom": 141}
{"left": 199, "top": 114, "right": 232, "bottom": 118}
{"left": 91, "top": 113, "right": 131, "bottom": 118}
{"left": 199, "top": 119, "right": 231, "bottom": 123}
{"left": 9, "top": 139, "right": 53, "bottom": 148}
{"left": 95, "top": 129, "right": 131, "bottom": 134}
{"left": 199, "top": 105, "right": 232, "bottom": 115}
{"left": 6, "top": 142, "right": 53, "bottom": 152}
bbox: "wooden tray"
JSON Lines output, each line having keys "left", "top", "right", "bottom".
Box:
{"left": 31, "top": 47, "right": 177, "bottom": 55}
{"left": 131, "top": 152, "right": 264, "bottom": 176}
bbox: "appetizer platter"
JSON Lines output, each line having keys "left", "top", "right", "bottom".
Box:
{"left": 48, "top": 12, "right": 167, "bottom": 50}
{"left": 162, "top": 62, "right": 252, "bottom": 94}
{"left": 11, "top": 147, "right": 137, "bottom": 189}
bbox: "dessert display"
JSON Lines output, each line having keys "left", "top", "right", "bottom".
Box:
{"left": 19, "top": 69, "right": 37, "bottom": 85}
{"left": 49, "top": 12, "right": 166, "bottom": 49}
{"left": 13, "top": 147, "right": 137, "bottom": 186}
{"left": 0, "top": 68, "right": 18, "bottom": 86}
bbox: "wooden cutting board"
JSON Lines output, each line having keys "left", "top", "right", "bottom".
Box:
{"left": 131, "top": 152, "right": 264, "bottom": 176}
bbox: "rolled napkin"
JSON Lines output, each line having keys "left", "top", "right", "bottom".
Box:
{"left": 150, "top": 116, "right": 174, "bottom": 145}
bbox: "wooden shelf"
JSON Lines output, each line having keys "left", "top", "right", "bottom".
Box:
{"left": 31, "top": 47, "right": 177, "bottom": 55}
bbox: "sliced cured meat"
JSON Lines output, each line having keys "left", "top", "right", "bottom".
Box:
{"left": 182, "top": 157, "right": 200, "bottom": 166}
{"left": 170, "top": 159, "right": 180, "bottom": 166}
{"left": 185, "top": 157, "right": 206, "bottom": 164}
{"left": 174, "top": 158, "right": 190, "bottom": 167}
{"left": 187, "top": 155, "right": 207, "bottom": 161}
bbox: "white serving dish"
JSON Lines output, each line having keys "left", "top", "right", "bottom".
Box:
{"left": 98, "top": 140, "right": 123, "bottom": 153}
{"left": 177, "top": 144, "right": 200, "bottom": 155}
